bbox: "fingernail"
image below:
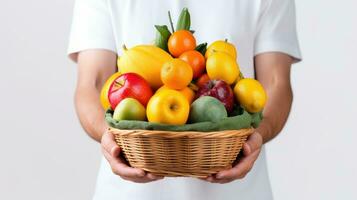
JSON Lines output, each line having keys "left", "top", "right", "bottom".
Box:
{"left": 138, "top": 171, "right": 145, "bottom": 177}
{"left": 215, "top": 174, "right": 222, "bottom": 179}
{"left": 148, "top": 173, "right": 162, "bottom": 180}
{"left": 148, "top": 174, "right": 157, "bottom": 179}
{"left": 245, "top": 143, "right": 251, "bottom": 154}
{"left": 111, "top": 147, "right": 117, "bottom": 155}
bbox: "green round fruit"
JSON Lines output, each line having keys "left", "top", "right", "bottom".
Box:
{"left": 189, "top": 96, "right": 228, "bottom": 123}
{"left": 113, "top": 98, "right": 146, "bottom": 121}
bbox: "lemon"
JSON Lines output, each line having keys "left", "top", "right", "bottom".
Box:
{"left": 206, "top": 52, "right": 239, "bottom": 84}
{"left": 205, "top": 40, "right": 237, "bottom": 60}
{"left": 234, "top": 78, "right": 267, "bottom": 113}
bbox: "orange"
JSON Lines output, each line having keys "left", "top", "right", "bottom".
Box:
{"left": 179, "top": 50, "right": 206, "bottom": 79}
{"left": 196, "top": 73, "right": 210, "bottom": 88}
{"left": 168, "top": 30, "right": 196, "bottom": 57}
{"left": 234, "top": 78, "right": 267, "bottom": 113}
{"left": 156, "top": 85, "right": 195, "bottom": 103}
{"left": 206, "top": 52, "right": 239, "bottom": 84}
{"left": 100, "top": 72, "right": 121, "bottom": 110}
{"left": 180, "top": 87, "right": 195, "bottom": 103}
{"left": 146, "top": 89, "right": 190, "bottom": 125}
{"left": 161, "top": 59, "right": 193, "bottom": 90}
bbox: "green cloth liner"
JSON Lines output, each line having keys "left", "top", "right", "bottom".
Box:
{"left": 105, "top": 106, "right": 262, "bottom": 132}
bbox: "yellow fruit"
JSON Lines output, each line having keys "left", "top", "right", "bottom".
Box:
{"left": 234, "top": 78, "right": 267, "bottom": 113}
{"left": 206, "top": 52, "right": 239, "bottom": 84}
{"left": 147, "top": 89, "right": 190, "bottom": 125}
{"left": 117, "top": 45, "right": 173, "bottom": 89}
{"left": 100, "top": 72, "right": 122, "bottom": 110}
{"left": 161, "top": 59, "right": 193, "bottom": 90}
{"left": 205, "top": 40, "right": 237, "bottom": 60}
{"left": 156, "top": 85, "right": 195, "bottom": 103}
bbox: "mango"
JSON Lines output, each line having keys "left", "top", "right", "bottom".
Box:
{"left": 117, "top": 45, "right": 172, "bottom": 89}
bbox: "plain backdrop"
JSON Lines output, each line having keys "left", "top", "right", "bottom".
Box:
{"left": 0, "top": 0, "right": 356, "bottom": 199}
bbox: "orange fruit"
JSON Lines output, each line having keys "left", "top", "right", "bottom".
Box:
{"left": 168, "top": 30, "right": 196, "bottom": 57}
{"left": 146, "top": 89, "right": 190, "bottom": 125}
{"left": 196, "top": 73, "right": 210, "bottom": 88}
{"left": 180, "top": 87, "right": 195, "bottom": 103}
{"left": 156, "top": 85, "right": 195, "bottom": 103}
{"left": 179, "top": 50, "right": 206, "bottom": 79}
{"left": 100, "top": 72, "right": 121, "bottom": 110}
{"left": 161, "top": 59, "right": 193, "bottom": 90}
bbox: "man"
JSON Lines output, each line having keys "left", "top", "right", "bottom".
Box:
{"left": 68, "top": 0, "right": 301, "bottom": 199}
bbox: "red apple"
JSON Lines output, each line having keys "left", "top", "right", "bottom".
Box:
{"left": 196, "top": 80, "right": 234, "bottom": 113}
{"left": 108, "top": 73, "right": 153, "bottom": 109}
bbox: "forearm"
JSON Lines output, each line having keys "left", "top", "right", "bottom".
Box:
{"left": 74, "top": 50, "right": 117, "bottom": 142}
{"left": 256, "top": 82, "right": 293, "bottom": 143}
{"left": 254, "top": 52, "right": 294, "bottom": 143}
{"left": 75, "top": 86, "right": 107, "bottom": 142}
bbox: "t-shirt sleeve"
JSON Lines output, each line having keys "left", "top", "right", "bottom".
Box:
{"left": 67, "top": 0, "right": 116, "bottom": 62}
{"left": 254, "top": 0, "right": 302, "bottom": 62}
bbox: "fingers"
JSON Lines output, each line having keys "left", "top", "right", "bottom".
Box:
{"left": 202, "top": 148, "right": 261, "bottom": 184}
{"left": 120, "top": 172, "right": 164, "bottom": 183}
{"left": 103, "top": 147, "right": 164, "bottom": 183}
{"left": 101, "top": 132, "right": 164, "bottom": 183}
{"left": 101, "top": 132, "right": 120, "bottom": 156}
{"left": 102, "top": 147, "right": 145, "bottom": 176}
{"left": 202, "top": 175, "right": 234, "bottom": 184}
{"left": 199, "top": 132, "right": 263, "bottom": 184}
{"left": 217, "top": 150, "right": 259, "bottom": 179}
{"left": 243, "top": 132, "right": 263, "bottom": 156}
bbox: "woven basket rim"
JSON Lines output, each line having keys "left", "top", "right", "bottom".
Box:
{"left": 109, "top": 127, "right": 254, "bottom": 138}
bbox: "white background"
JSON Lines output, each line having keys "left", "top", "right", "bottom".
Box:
{"left": 0, "top": 0, "right": 356, "bottom": 199}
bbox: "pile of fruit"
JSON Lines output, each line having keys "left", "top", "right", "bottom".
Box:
{"left": 101, "top": 8, "right": 267, "bottom": 129}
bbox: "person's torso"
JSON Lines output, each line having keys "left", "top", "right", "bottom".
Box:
{"left": 94, "top": 1, "right": 273, "bottom": 199}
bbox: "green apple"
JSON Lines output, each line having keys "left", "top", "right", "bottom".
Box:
{"left": 113, "top": 98, "right": 146, "bottom": 121}
{"left": 189, "top": 96, "right": 227, "bottom": 123}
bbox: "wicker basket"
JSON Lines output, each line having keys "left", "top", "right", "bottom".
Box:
{"left": 109, "top": 127, "right": 253, "bottom": 178}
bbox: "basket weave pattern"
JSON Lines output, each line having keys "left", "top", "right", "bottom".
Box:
{"left": 110, "top": 128, "right": 254, "bottom": 178}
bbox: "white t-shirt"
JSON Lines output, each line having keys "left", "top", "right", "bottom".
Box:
{"left": 68, "top": 0, "right": 301, "bottom": 199}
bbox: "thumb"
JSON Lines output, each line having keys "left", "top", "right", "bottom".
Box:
{"left": 111, "top": 144, "right": 121, "bottom": 157}
{"left": 101, "top": 131, "right": 121, "bottom": 157}
{"left": 243, "top": 132, "right": 263, "bottom": 156}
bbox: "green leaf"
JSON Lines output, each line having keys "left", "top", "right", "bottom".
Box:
{"left": 154, "top": 25, "right": 171, "bottom": 52}
{"left": 195, "top": 43, "right": 208, "bottom": 56}
{"left": 176, "top": 7, "right": 191, "bottom": 31}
